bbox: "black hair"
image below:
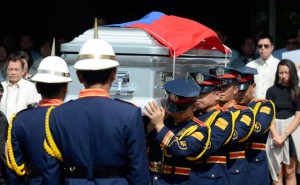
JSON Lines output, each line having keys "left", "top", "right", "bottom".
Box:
{"left": 0, "top": 83, "right": 3, "bottom": 93}
{"left": 35, "top": 82, "right": 67, "bottom": 99}
{"left": 77, "top": 68, "right": 116, "bottom": 86}
{"left": 255, "top": 32, "right": 274, "bottom": 45}
{"left": 284, "top": 31, "right": 297, "bottom": 43}
{"left": 6, "top": 50, "right": 33, "bottom": 69}
{"left": 274, "top": 59, "right": 299, "bottom": 103}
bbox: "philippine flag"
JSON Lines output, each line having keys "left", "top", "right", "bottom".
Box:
{"left": 106, "top": 11, "right": 231, "bottom": 58}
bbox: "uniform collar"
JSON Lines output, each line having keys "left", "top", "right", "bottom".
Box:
{"left": 203, "top": 104, "right": 222, "bottom": 113}
{"left": 79, "top": 88, "right": 110, "bottom": 98}
{"left": 220, "top": 100, "right": 237, "bottom": 108}
{"left": 38, "top": 99, "right": 63, "bottom": 107}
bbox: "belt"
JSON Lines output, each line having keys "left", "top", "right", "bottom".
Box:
{"left": 229, "top": 151, "right": 245, "bottom": 159}
{"left": 196, "top": 155, "right": 226, "bottom": 164}
{"left": 26, "top": 167, "right": 42, "bottom": 178}
{"left": 149, "top": 162, "right": 190, "bottom": 176}
{"left": 64, "top": 166, "right": 127, "bottom": 179}
{"left": 250, "top": 143, "right": 266, "bottom": 150}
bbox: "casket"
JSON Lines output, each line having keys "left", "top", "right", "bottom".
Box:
{"left": 60, "top": 26, "right": 230, "bottom": 111}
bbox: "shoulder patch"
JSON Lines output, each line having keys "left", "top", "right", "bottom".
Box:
{"left": 240, "top": 114, "right": 252, "bottom": 126}
{"left": 259, "top": 106, "right": 271, "bottom": 114}
{"left": 215, "top": 117, "right": 228, "bottom": 130}
{"left": 114, "top": 98, "right": 138, "bottom": 107}
{"left": 191, "top": 132, "right": 204, "bottom": 141}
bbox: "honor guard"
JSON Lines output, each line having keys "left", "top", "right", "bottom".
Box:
{"left": 6, "top": 38, "right": 72, "bottom": 185}
{"left": 43, "top": 19, "right": 150, "bottom": 185}
{"left": 209, "top": 66, "right": 254, "bottom": 185}
{"left": 144, "top": 78, "right": 210, "bottom": 185}
{"left": 189, "top": 72, "right": 233, "bottom": 185}
{"left": 235, "top": 66, "right": 275, "bottom": 185}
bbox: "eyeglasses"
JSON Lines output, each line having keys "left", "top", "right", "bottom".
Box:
{"left": 257, "top": 44, "right": 271, "bottom": 49}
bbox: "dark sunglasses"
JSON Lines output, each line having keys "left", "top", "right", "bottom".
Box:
{"left": 257, "top": 44, "right": 271, "bottom": 49}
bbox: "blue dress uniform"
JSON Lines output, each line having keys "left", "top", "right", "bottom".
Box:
{"left": 236, "top": 66, "right": 276, "bottom": 185}
{"left": 43, "top": 89, "right": 150, "bottom": 185}
{"left": 6, "top": 100, "right": 63, "bottom": 185}
{"left": 210, "top": 66, "right": 254, "bottom": 185}
{"left": 147, "top": 78, "right": 210, "bottom": 185}
{"left": 188, "top": 72, "right": 233, "bottom": 185}
{"left": 225, "top": 102, "right": 254, "bottom": 185}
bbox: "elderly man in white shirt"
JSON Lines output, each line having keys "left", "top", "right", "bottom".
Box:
{"left": 0, "top": 51, "right": 41, "bottom": 122}
{"left": 246, "top": 32, "right": 280, "bottom": 99}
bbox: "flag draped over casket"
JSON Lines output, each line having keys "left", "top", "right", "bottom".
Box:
{"left": 105, "top": 11, "right": 231, "bottom": 58}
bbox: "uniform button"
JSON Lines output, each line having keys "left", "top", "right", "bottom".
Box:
{"left": 212, "top": 174, "right": 215, "bottom": 178}
{"left": 256, "top": 159, "right": 259, "bottom": 162}
{"left": 154, "top": 176, "right": 158, "bottom": 181}
{"left": 236, "top": 170, "right": 239, "bottom": 173}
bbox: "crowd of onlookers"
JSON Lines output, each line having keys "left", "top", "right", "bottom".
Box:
{"left": 0, "top": 33, "right": 69, "bottom": 82}
{"left": 218, "top": 28, "right": 300, "bottom": 69}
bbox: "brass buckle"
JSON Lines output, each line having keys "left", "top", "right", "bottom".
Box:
{"left": 153, "top": 162, "right": 164, "bottom": 173}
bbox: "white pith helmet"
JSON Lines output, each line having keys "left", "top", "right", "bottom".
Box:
{"left": 30, "top": 38, "right": 72, "bottom": 83}
{"left": 73, "top": 18, "right": 119, "bottom": 70}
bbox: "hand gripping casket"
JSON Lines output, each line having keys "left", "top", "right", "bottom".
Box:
{"left": 60, "top": 26, "right": 230, "bottom": 111}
